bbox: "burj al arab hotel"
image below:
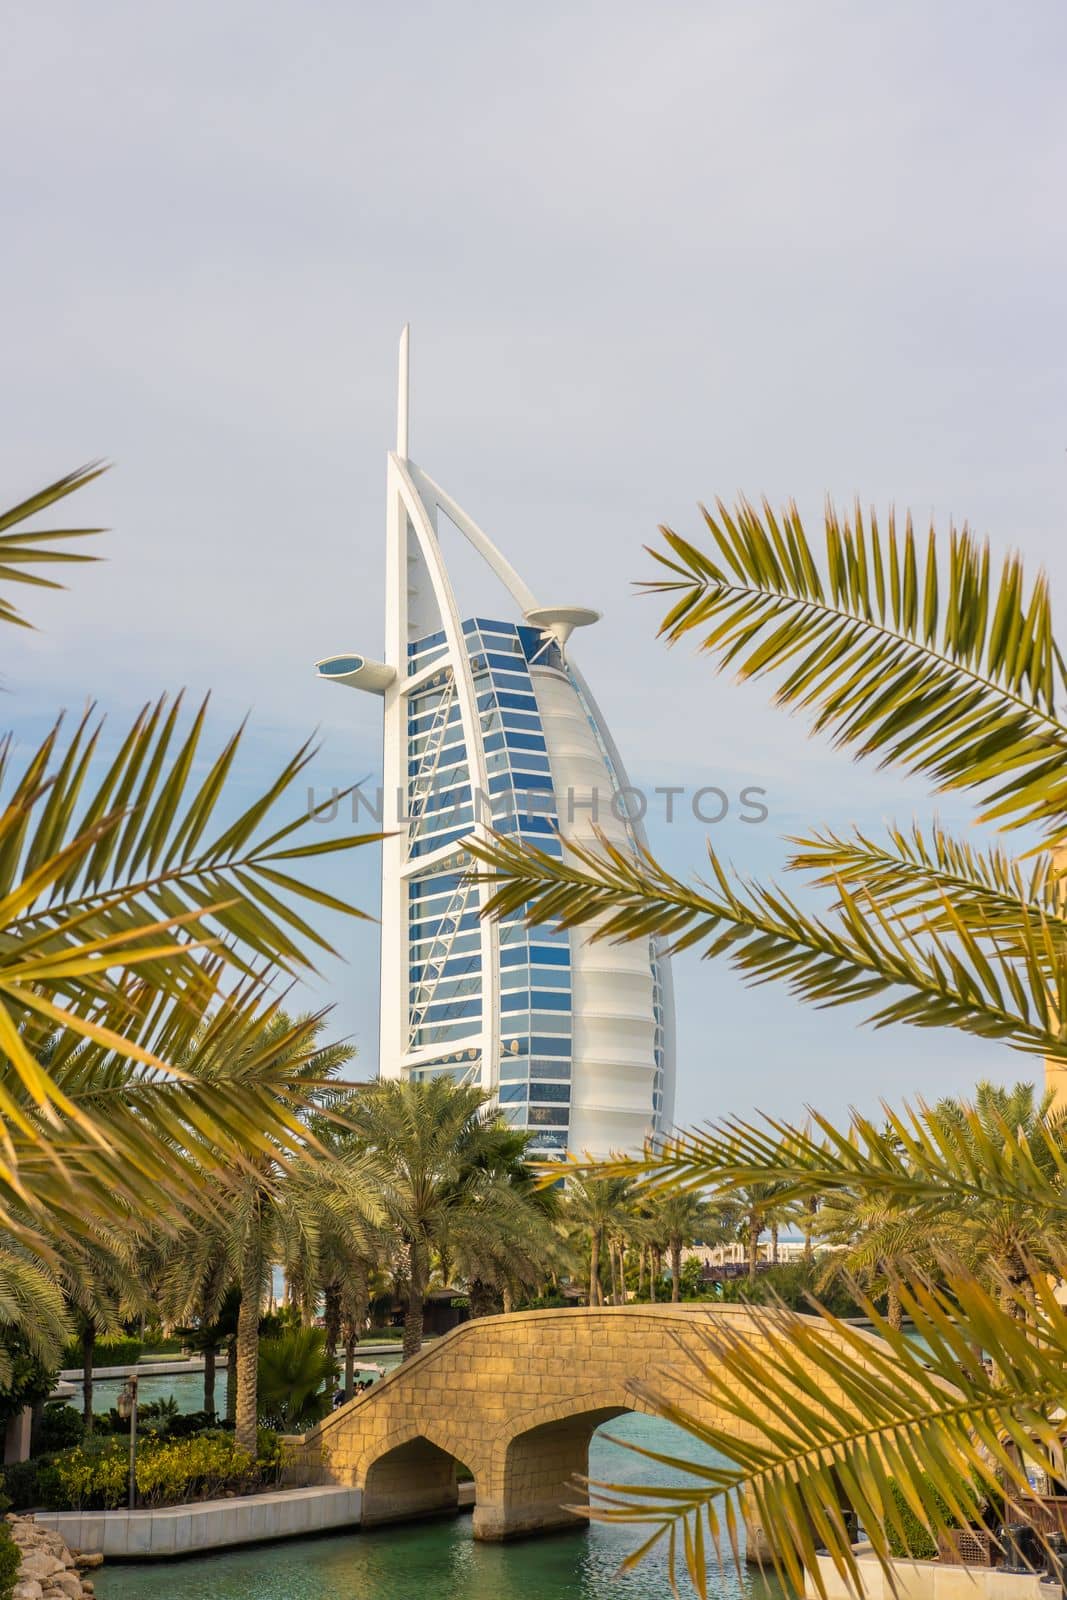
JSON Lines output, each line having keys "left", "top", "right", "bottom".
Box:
{"left": 317, "top": 330, "right": 675, "bottom": 1158}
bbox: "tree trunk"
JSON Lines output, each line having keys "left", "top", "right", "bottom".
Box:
{"left": 609, "top": 1240, "right": 619, "bottom": 1305}
{"left": 670, "top": 1235, "right": 682, "bottom": 1303}
{"left": 747, "top": 1211, "right": 760, "bottom": 1281}
{"left": 804, "top": 1194, "right": 817, "bottom": 1263}
{"left": 81, "top": 1322, "right": 95, "bottom": 1433}
{"left": 235, "top": 1247, "right": 262, "bottom": 1455}
{"left": 502, "top": 1283, "right": 514, "bottom": 1315}
{"left": 887, "top": 1281, "right": 902, "bottom": 1332}
{"left": 226, "top": 1340, "right": 237, "bottom": 1424}
{"left": 771, "top": 1221, "right": 780, "bottom": 1265}
{"left": 589, "top": 1230, "right": 601, "bottom": 1308}
{"left": 649, "top": 1247, "right": 659, "bottom": 1302}
{"left": 323, "top": 1283, "right": 342, "bottom": 1356}
{"left": 344, "top": 1337, "right": 356, "bottom": 1401}
{"left": 203, "top": 1346, "right": 216, "bottom": 1416}
{"left": 637, "top": 1245, "right": 646, "bottom": 1299}
{"left": 402, "top": 1237, "right": 428, "bottom": 1361}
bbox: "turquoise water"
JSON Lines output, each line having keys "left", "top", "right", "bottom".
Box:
{"left": 81, "top": 1355, "right": 401, "bottom": 1418}
{"left": 94, "top": 1414, "right": 783, "bottom": 1600}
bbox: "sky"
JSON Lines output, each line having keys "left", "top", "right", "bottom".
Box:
{"left": 1, "top": 0, "right": 1065, "bottom": 1130}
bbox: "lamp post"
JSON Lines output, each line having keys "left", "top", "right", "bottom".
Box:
{"left": 116, "top": 1373, "right": 139, "bottom": 1509}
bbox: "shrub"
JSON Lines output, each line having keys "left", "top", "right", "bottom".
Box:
{"left": 165, "top": 1409, "right": 220, "bottom": 1439}
{"left": 38, "top": 1403, "right": 84, "bottom": 1452}
{"left": 257, "top": 1329, "right": 337, "bottom": 1432}
{"left": 135, "top": 1434, "right": 257, "bottom": 1508}
{"left": 38, "top": 1439, "right": 130, "bottom": 1510}
{"left": 0, "top": 1457, "right": 45, "bottom": 1512}
{"left": 0, "top": 1523, "right": 19, "bottom": 1600}
{"left": 882, "top": 1479, "right": 984, "bottom": 1560}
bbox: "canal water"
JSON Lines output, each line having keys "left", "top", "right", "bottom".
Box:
{"left": 94, "top": 1413, "right": 785, "bottom": 1600}
{"left": 79, "top": 1354, "right": 402, "bottom": 1418}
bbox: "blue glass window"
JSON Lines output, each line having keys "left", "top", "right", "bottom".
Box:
{"left": 499, "top": 1083, "right": 528, "bottom": 1103}
{"left": 529, "top": 991, "right": 570, "bottom": 1010}
{"left": 529, "top": 945, "right": 570, "bottom": 966}
{"left": 530, "top": 1083, "right": 570, "bottom": 1102}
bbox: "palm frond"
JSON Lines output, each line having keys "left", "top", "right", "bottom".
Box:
{"left": 551, "top": 1097, "right": 1067, "bottom": 1212}
{"left": 470, "top": 829, "right": 1067, "bottom": 1059}
{"left": 789, "top": 824, "right": 1063, "bottom": 943}
{"left": 0, "top": 465, "right": 105, "bottom": 630}
{"left": 646, "top": 501, "right": 1067, "bottom": 837}
{"left": 591, "top": 1272, "right": 1067, "bottom": 1599}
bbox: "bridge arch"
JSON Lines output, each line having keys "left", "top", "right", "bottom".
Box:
{"left": 362, "top": 1427, "right": 475, "bottom": 1527}
{"left": 285, "top": 1305, "right": 888, "bottom": 1543}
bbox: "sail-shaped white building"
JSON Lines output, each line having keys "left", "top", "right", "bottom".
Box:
{"left": 317, "top": 329, "right": 674, "bottom": 1158}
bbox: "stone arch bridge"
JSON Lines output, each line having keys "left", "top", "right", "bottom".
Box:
{"left": 285, "top": 1305, "right": 886, "bottom": 1542}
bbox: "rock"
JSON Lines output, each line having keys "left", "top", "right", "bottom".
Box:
{"left": 12, "top": 1580, "right": 44, "bottom": 1600}
{"left": 73, "top": 1553, "right": 103, "bottom": 1570}
{"left": 49, "top": 1574, "right": 83, "bottom": 1600}
{"left": 19, "top": 1552, "right": 65, "bottom": 1583}
{"left": 81, "top": 1584, "right": 94, "bottom": 1595}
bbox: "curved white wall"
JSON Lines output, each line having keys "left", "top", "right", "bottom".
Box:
{"left": 531, "top": 666, "right": 657, "bottom": 1156}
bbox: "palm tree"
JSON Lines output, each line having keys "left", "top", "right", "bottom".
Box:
{"left": 641, "top": 1191, "right": 706, "bottom": 1302}
{"left": 162, "top": 1012, "right": 380, "bottom": 1453}
{"left": 342, "top": 1078, "right": 547, "bottom": 1359}
{"left": 468, "top": 501, "right": 1067, "bottom": 1593}
{"left": 449, "top": 1129, "right": 565, "bottom": 1317}
{"left": 562, "top": 1173, "right": 636, "bottom": 1307}
{"left": 0, "top": 469, "right": 374, "bottom": 1264}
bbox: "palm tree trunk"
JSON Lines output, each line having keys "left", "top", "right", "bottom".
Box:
{"left": 203, "top": 1346, "right": 216, "bottom": 1415}
{"left": 771, "top": 1220, "right": 780, "bottom": 1265}
{"left": 501, "top": 1283, "right": 514, "bottom": 1314}
{"left": 649, "top": 1247, "right": 658, "bottom": 1302}
{"left": 887, "top": 1281, "right": 902, "bottom": 1332}
{"left": 344, "top": 1336, "right": 356, "bottom": 1401}
{"left": 81, "top": 1321, "right": 95, "bottom": 1433}
{"left": 670, "top": 1235, "right": 682, "bottom": 1303}
{"left": 748, "top": 1210, "right": 760, "bottom": 1281}
{"left": 609, "top": 1240, "right": 620, "bottom": 1305}
{"left": 226, "top": 1339, "right": 237, "bottom": 1424}
{"left": 638, "top": 1245, "right": 646, "bottom": 1299}
{"left": 402, "top": 1237, "right": 428, "bottom": 1361}
{"left": 228, "top": 1337, "right": 238, "bottom": 1427}
{"left": 235, "top": 1242, "right": 262, "bottom": 1455}
{"left": 323, "top": 1283, "right": 341, "bottom": 1355}
{"left": 589, "top": 1230, "right": 601, "bottom": 1308}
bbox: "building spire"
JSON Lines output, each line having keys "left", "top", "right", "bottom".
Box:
{"left": 396, "top": 323, "right": 410, "bottom": 459}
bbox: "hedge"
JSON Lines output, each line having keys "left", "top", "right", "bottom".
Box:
{"left": 883, "top": 1479, "right": 983, "bottom": 1559}
{"left": 60, "top": 1336, "right": 143, "bottom": 1370}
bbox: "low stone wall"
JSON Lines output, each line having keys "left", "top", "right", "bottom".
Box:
{"left": 8, "top": 1513, "right": 101, "bottom": 1600}
{"left": 33, "top": 1485, "right": 363, "bottom": 1560}
{"left": 810, "top": 1546, "right": 1051, "bottom": 1600}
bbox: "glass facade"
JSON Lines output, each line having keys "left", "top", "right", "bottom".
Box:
{"left": 405, "top": 618, "right": 575, "bottom": 1157}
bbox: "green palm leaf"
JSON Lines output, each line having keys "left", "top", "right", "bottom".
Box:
{"left": 470, "top": 830, "right": 1067, "bottom": 1059}
{"left": 0, "top": 465, "right": 105, "bottom": 630}
{"left": 589, "top": 1272, "right": 1067, "bottom": 1599}
{"left": 646, "top": 501, "right": 1067, "bottom": 837}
